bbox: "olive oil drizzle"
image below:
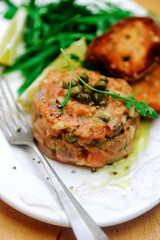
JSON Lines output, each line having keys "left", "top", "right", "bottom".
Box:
{"left": 108, "top": 121, "right": 151, "bottom": 179}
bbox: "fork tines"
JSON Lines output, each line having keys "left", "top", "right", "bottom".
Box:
{"left": 0, "top": 78, "right": 30, "bottom": 137}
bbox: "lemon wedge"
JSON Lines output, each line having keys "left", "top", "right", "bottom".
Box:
{"left": 18, "top": 37, "right": 88, "bottom": 109}
{"left": 0, "top": 7, "right": 27, "bottom": 66}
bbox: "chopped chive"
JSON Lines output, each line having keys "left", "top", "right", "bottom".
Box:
{"left": 124, "top": 144, "right": 128, "bottom": 149}
{"left": 64, "top": 144, "right": 68, "bottom": 151}
{"left": 60, "top": 65, "right": 72, "bottom": 113}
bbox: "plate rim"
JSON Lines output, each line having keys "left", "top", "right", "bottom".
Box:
{"left": 1, "top": 191, "right": 160, "bottom": 227}
{"left": 1, "top": 0, "right": 160, "bottom": 228}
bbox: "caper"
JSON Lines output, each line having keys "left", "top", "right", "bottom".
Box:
{"left": 63, "top": 80, "right": 77, "bottom": 89}
{"left": 79, "top": 73, "right": 89, "bottom": 84}
{"left": 37, "top": 114, "right": 42, "bottom": 118}
{"left": 99, "top": 77, "right": 109, "bottom": 84}
{"left": 83, "top": 85, "right": 92, "bottom": 94}
{"left": 62, "top": 81, "right": 69, "bottom": 89}
{"left": 97, "top": 100, "right": 108, "bottom": 107}
{"left": 77, "top": 93, "right": 92, "bottom": 104}
{"left": 70, "top": 86, "right": 82, "bottom": 97}
{"left": 94, "top": 80, "right": 107, "bottom": 91}
{"left": 89, "top": 139, "right": 99, "bottom": 146}
{"left": 51, "top": 149, "right": 56, "bottom": 154}
{"left": 71, "top": 79, "right": 77, "bottom": 87}
{"left": 65, "top": 133, "right": 78, "bottom": 143}
{"left": 99, "top": 114, "right": 110, "bottom": 123}
{"left": 92, "top": 92, "right": 104, "bottom": 104}
{"left": 106, "top": 136, "right": 115, "bottom": 142}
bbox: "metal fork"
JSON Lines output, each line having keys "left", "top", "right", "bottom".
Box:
{"left": 0, "top": 78, "right": 109, "bottom": 240}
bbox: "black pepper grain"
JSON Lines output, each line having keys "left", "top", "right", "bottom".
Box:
{"left": 121, "top": 129, "right": 125, "bottom": 134}
{"left": 91, "top": 168, "right": 97, "bottom": 173}
{"left": 57, "top": 104, "right": 62, "bottom": 109}
{"left": 106, "top": 162, "right": 113, "bottom": 166}
{"left": 16, "top": 128, "right": 21, "bottom": 133}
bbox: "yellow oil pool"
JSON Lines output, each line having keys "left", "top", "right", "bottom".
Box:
{"left": 83, "top": 120, "right": 152, "bottom": 189}
{"left": 105, "top": 119, "right": 151, "bottom": 180}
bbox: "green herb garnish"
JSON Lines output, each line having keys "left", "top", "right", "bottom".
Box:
{"left": 64, "top": 144, "right": 68, "bottom": 151}
{"left": 3, "top": 0, "right": 18, "bottom": 19}
{"left": 61, "top": 63, "right": 72, "bottom": 115}
{"left": 60, "top": 48, "right": 158, "bottom": 119}
{"left": 69, "top": 53, "right": 80, "bottom": 62}
{"left": 3, "top": 0, "right": 133, "bottom": 95}
{"left": 124, "top": 144, "right": 128, "bottom": 149}
{"left": 118, "top": 143, "right": 128, "bottom": 152}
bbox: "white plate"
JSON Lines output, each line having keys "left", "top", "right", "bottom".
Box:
{"left": 0, "top": 0, "right": 160, "bottom": 227}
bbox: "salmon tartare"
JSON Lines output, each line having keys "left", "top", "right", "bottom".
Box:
{"left": 32, "top": 68, "right": 140, "bottom": 167}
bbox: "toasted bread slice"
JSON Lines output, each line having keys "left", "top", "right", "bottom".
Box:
{"left": 85, "top": 17, "right": 160, "bottom": 82}
{"left": 132, "top": 63, "right": 160, "bottom": 112}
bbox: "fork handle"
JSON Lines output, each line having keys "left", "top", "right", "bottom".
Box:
{"left": 29, "top": 142, "right": 109, "bottom": 240}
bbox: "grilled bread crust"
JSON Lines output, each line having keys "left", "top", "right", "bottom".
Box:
{"left": 85, "top": 17, "right": 160, "bottom": 82}
{"left": 132, "top": 63, "right": 160, "bottom": 112}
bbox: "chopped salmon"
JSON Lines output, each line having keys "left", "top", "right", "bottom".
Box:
{"left": 32, "top": 68, "right": 140, "bottom": 167}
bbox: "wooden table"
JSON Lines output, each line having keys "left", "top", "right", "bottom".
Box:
{"left": 0, "top": 0, "right": 160, "bottom": 239}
